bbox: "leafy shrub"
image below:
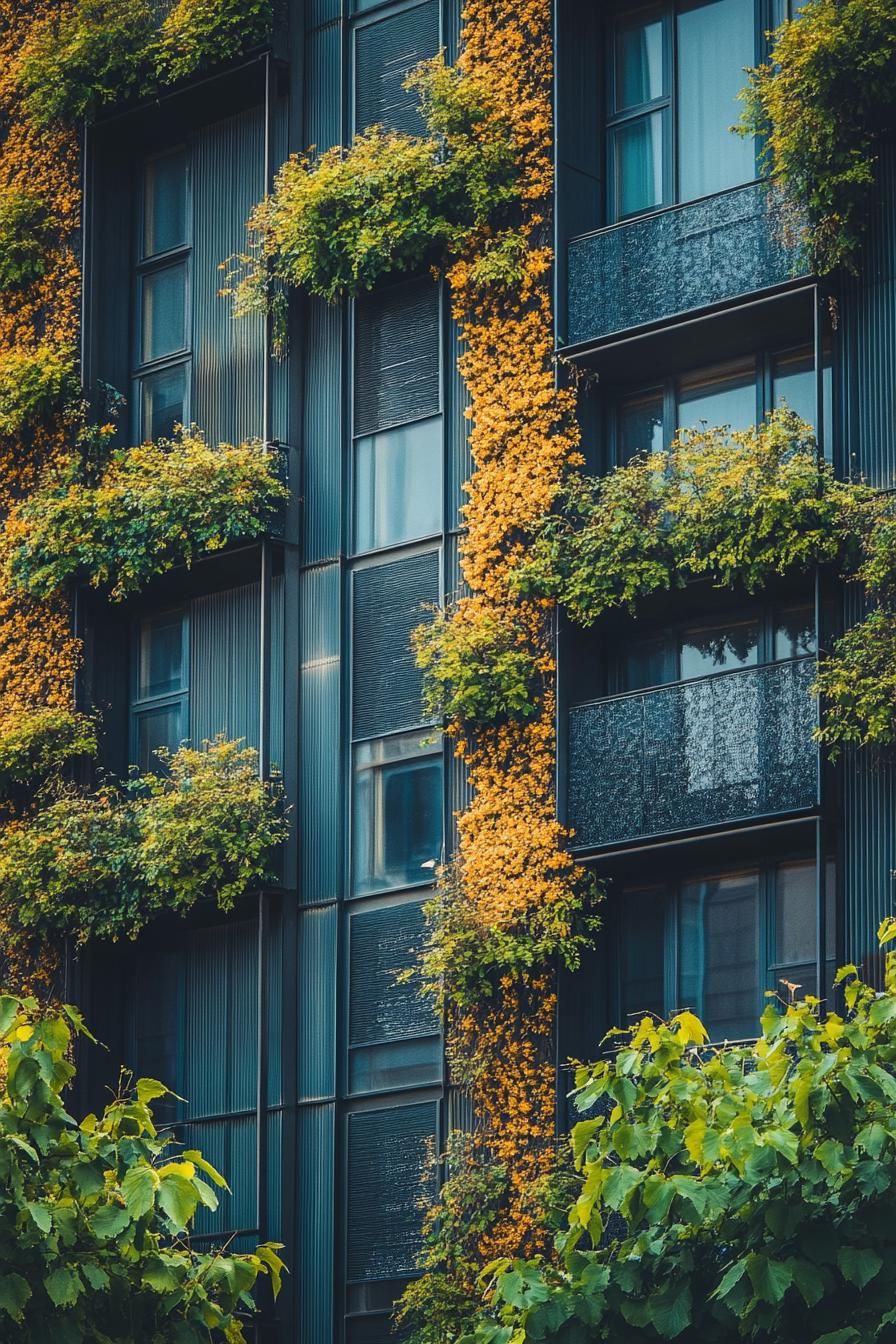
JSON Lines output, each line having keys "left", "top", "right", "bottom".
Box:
{"left": 414, "top": 604, "right": 542, "bottom": 726}
{"left": 0, "top": 190, "right": 53, "bottom": 291}
{"left": 0, "top": 994, "right": 284, "bottom": 1341}
{"left": 0, "top": 707, "right": 97, "bottom": 801}
{"left": 740, "top": 0, "right": 896, "bottom": 275}
{"left": 1, "top": 428, "right": 288, "bottom": 601}
{"left": 225, "top": 57, "right": 519, "bottom": 307}
{"left": 0, "top": 738, "right": 286, "bottom": 945}
{"left": 0, "top": 342, "right": 78, "bottom": 439}
{"left": 469, "top": 933, "right": 896, "bottom": 1344}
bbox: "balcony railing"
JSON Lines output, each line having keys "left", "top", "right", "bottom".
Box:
{"left": 566, "top": 657, "right": 818, "bottom": 851}
{"left": 565, "top": 182, "right": 807, "bottom": 348}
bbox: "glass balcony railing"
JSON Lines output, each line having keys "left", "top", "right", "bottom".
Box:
{"left": 566, "top": 656, "right": 819, "bottom": 851}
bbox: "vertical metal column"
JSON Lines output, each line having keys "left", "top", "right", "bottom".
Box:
{"left": 814, "top": 287, "right": 827, "bottom": 1005}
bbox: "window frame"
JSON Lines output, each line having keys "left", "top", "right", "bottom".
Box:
{"left": 129, "top": 606, "right": 190, "bottom": 771}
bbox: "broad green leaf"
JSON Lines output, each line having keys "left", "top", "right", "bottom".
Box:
{"left": 602, "top": 1163, "right": 642, "bottom": 1212}
{"left": 25, "top": 1201, "right": 51, "bottom": 1235}
{"left": 746, "top": 1253, "right": 792, "bottom": 1305}
{"left": 0, "top": 1273, "right": 30, "bottom": 1321}
{"left": 81, "top": 1264, "right": 109, "bottom": 1292}
{"left": 158, "top": 1171, "right": 199, "bottom": 1231}
{"left": 787, "top": 1257, "right": 825, "bottom": 1308}
{"left": 90, "top": 1203, "right": 130, "bottom": 1241}
{"left": 43, "top": 1267, "right": 82, "bottom": 1308}
{"left": 136, "top": 1077, "right": 170, "bottom": 1105}
{"left": 182, "top": 1148, "right": 229, "bottom": 1189}
{"left": 837, "top": 1246, "right": 883, "bottom": 1289}
{"left": 121, "top": 1163, "right": 158, "bottom": 1219}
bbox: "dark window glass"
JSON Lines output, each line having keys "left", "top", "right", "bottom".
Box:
{"left": 613, "top": 111, "right": 666, "bottom": 218}
{"left": 678, "top": 871, "right": 760, "bottom": 1040}
{"left": 676, "top": 0, "right": 755, "bottom": 201}
{"left": 615, "top": 15, "right": 664, "bottom": 110}
{"left": 352, "top": 732, "right": 443, "bottom": 895}
{"left": 141, "top": 263, "right": 187, "bottom": 363}
{"left": 349, "top": 1036, "right": 441, "bottom": 1093}
{"left": 618, "top": 389, "right": 664, "bottom": 462}
{"left": 141, "top": 364, "right": 187, "bottom": 441}
{"left": 353, "top": 417, "right": 442, "bottom": 552}
{"left": 621, "top": 887, "right": 665, "bottom": 1022}
{"left": 679, "top": 618, "right": 759, "bottom": 680}
{"left": 137, "top": 704, "right": 186, "bottom": 772}
{"left": 139, "top": 611, "right": 186, "bottom": 698}
{"left": 679, "top": 358, "right": 757, "bottom": 432}
{"left": 143, "top": 149, "right": 187, "bottom": 257}
{"left": 774, "top": 604, "right": 816, "bottom": 661}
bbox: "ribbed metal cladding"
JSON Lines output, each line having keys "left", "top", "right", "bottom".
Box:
{"left": 348, "top": 901, "right": 437, "bottom": 1047}
{"left": 305, "top": 20, "right": 343, "bottom": 156}
{"left": 297, "top": 1104, "right": 336, "bottom": 1344}
{"left": 300, "top": 563, "right": 342, "bottom": 904}
{"left": 354, "top": 0, "right": 439, "bottom": 136}
{"left": 352, "top": 550, "right": 439, "bottom": 739}
{"left": 838, "top": 133, "right": 896, "bottom": 489}
{"left": 346, "top": 1101, "right": 438, "bottom": 1281}
{"left": 298, "top": 904, "right": 338, "bottom": 1099}
{"left": 192, "top": 107, "right": 265, "bottom": 447}
{"left": 303, "top": 297, "right": 344, "bottom": 565}
{"left": 446, "top": 305, "right": 472, "bottom": 529}
{"left": 190, "top": 577, "right": 285, "bottom": 767}
{"left": 354, "top": 278, "right": 441, "bottom": 436}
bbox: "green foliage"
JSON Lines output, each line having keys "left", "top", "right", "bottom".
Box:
{"left": 414, "top": 605, "right": 542, "bottom": 726}
{"left": 514, "top": 411, "right": 871, "bottom": 627}
{"left": 0, "top": 738, "right": 286, "bottom": 946}
{"left": 224, "top": 57, "right": 519, "bottom": 306}
{"left": 739, "top": 0, "right": 896, "bottom": 275}
{"left": 0, "top": 708, "right": 97, "bottom": 803}
{"left": 813, "top": 608, "right": 896, "bottom": 757}
{"left": 17, "top": 0, "right": 272, "bottom": 128}
{"left": 468, "top": 937, "right": 896, "bottom": 1344}
{"left": 0, "top": 342, "right": 78, "bottom": 439}
{"left": 0, "top": 190, "right": 53, "bottom": 291}
{"left": 0, "top": 994, "right": 284, "bottom": 1342}
{"left": 1, "top": 428, "right": 288, "bottom": 601}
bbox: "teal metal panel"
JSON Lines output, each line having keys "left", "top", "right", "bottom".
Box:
{"left": 192, "top": 107, "right": 266, "bottom": 446}
{"left": 298, "top": 904, "right": 338, "bottom": 1099}
{"left": 300, "top": 563, "right": 342, "bottom": 903}
{"left": 190, "top": 1115, "right": 258, "bottom": 1239}
{"left": 445, "top": 304, "right": 471, "bottom": 533}
{"left": 266, "top": 1108, "right": 285, "bottom": 1242}
{"left": 297, "top": 1104, "right": 336, "bottom": 1344}
{"left": 305, "top": 20, "right": 343, "bottom": 153}
{"left": 303, "top": 297, "right": 345, "bottom": 564}
{"left": 190, "top": 577, "right": 285, "bottom": 767}
{"left": 184, "top": 919, "right": 258, "bottom": 1117}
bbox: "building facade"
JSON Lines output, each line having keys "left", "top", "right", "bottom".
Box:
{"left": 60, "top": 0, "right": 896, "bottom": 1341}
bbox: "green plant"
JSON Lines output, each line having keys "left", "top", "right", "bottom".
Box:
{"left": 0, "top": 707, "right": 97, "bottom": 802}
{"left": 468, "top": 928, "right": 896, "bottom": 1344}
{"left": 0, "top": 738, "right": 286, "bottom": 946}
{"left": 224, "top": 57, "right": 519, "bottom": 307}
{"left": 0, "top": 342, "right": 78, "bottom": 439}
{"left": 740, "top": 0, "right": 896, "bottom": 275}
{"left": 0, "top": 190, "right": 53, "bottom": 291}
{"left": 156, "top": 0, "right": 271, "bottom": 84}
{"left": 0, "top": 994, "right": 284, "bottom": 1341}
{"left": 414, "top": 604, "right": 542, "bottom": 726}
{"left": 1, "top": 428, "right": 288, "bottom": 601}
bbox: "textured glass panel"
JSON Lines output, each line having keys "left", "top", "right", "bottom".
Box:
{"left": 139, "top": 611, "right": 185, "bottom": 698}
{"left": 677, "top": 0, "right": 755, "bottom": 202}
{"left": 352, "top": 732, "right": 443, "bottom": 895}
{"left": 568, "top": 659, "right": 818, "bottom": 848}
{"left": 679, "top": 358, "right": 756, "bottom": 431}
{"left": 349, "top": 1036, "right": 441, "bottom": 1093}
{"left": 136, "top": 703, "right": 186, "bottom": 772}
{"left": 775, "top": 860, "right": 815, "bottom": 967}
{"left": 614, "top": 111, "right": 665, "bottom": 218}
{"left": 354, "top": 417, "right": 442, "bottom": 551}
{"left": 143, "top": 149, "right": 187, "bottom": 257}
{"left": 678, "top": 871, "right": 760, "bottom": 1041}
{"left": 679, "top": 618, "right": 758, "bottom": 680}
{"left": 618, "top": 390, "right": 664, "bottom": 462}
{"left": 141, "top": 363, "right": 187, "bottom": 441}
{"left": 142, "top": 263, "right": 187, "bottom": 362}
{"left": 346, "top": 1103, "right": 437, "bottom": 1281}
{"left": 616, "top": 17, "right": 664, "bottom": 111}
{"left": 621, "top": 887, "right": 665, "bottom": 1022}
{"left": 774, "top": 604, "right": 816, "bottom": 660}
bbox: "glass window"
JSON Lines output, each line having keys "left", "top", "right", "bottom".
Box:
{"left": 679, "top": 871, "right": 760, "bottom": 1041}
{"left": 141, "top": 264, "right": 187, "bottom": 363}
{"left": 679, "top": 358, "right": 757, "bottom": 432}
{"left": 620, "top": 886, "right": 666, "bottom": 1022}
{"left": 676, "top": 0, "right": 756, "bottom": 203}
{"left": 136, "top": 703, "right": 187, "bottom": 773}
{"left": 618, "top": 389, "right": 664, "bottom": 462}
{"left": 353, "top": 417, "right": 442, "bottom": 552}
{"left": 773, "top": 346, "right": 832, "bottom": 454}
{"left": 352, "top": 732, "right": 443, "bottom": 895}
{"left": 141, "top": 364, "right": 187, "bottom": 442}
{"left": 679, "top": 617, "right": 759, "bottom": 680}
{"left": 143, "top": 149, "right": 187, "bottom": 258}
{"left": 349, "top": 1036, "right": 441, "bottom": 1093}
{"left": 774, "top": 603, "right": 816, "bottom": 661}
{"left": 139, "top": 611, "right": 186, "bottom": 698}
{"left": 616, "top": 16, "right": 664, "bottom": 109}
{"left": 132, "top": 609, "right": 189, "bottom": 773}
{"left": 613, "top": 112, "right": 666, "bottom": 218}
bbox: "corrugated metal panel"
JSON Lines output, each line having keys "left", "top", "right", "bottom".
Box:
{"left": 184, "top": 919, "right": 258, "bottom": 1117}
{"left": 354, "top": 0, "right": 439, "bottom": 136}
{"left": 190, "top": 577, "right": 285, "bottom": 767}
{"left": 354, "top": 278, "right": 441, "bottom": 435}
{"left": 448, "top": 746, "right": 471, "bottom": 853}
{"left": 838, "top": 134, "right": 896, "bottom": 489}
{"left": 348, "top": 901, "right": 437, "bottom": 1046}
{"left": 298, "top": 904, "right": 338, "bottom": 1099}
{"left": 445, "top": 304, "right": 471, "bottom": 530}
{"left": 352, "top": 550, "right": 439, "bottom": 739}
{"left": 297, "top": 1104, "right": 336, "bottom": 1344}
{"left": 189, "top": 1115, "right": 257, "bottom": 1238}
{"left": 300, "top": 563, "right": 343, "bottom": 904}
{"left": 266, "top": 897, "right": 284, "bottom": 1107}
{"left": 303, "top": 297, "right": 345, "bottom": 565}
{"left": 346, "top": 1101, "right": 438, "bottom": 1281}
{"left": 192, "top": 107, "right": 266, "bottom": 447}
{"left": 306, "top": 20, "right": 343, "bottom": 154}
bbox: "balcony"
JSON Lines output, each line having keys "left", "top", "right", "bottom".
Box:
{"left": 566, "top": 657, "right": 818, "bottom": 851}
{"left": 565, "top": 183, "right": 808, "bottom": 349}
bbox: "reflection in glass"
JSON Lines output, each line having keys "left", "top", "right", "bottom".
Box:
{"left": 613, "top": 111, "right": 665, "bottom": 218}
{"left": 143, "top": 149, "right": 187, "bottom": 257}
{"left": 352, "top": 732, "right": 443, "bottom": 895}
{"left": 139, "top": 611, "right": 185, "bottom": 698}
{"left": 349, "top": 1036, "right": 441, "bottom": 1093}
{"left": 773, "top": 347, "right": 832, "bottom": 455}
{"left": 137, "top": 704, "right": 186, "bottom": 773}
{"left": 141, "top": 264, "right": 187, "bottom": 363}
{"left": 141, "top": 364, "right": 187, "bottom": 441}
{"left": 677, "top": 0, "right": 755, "bottom": 202}
{"left": 354, "top": 417, "right": 442, "bottom": 552}
{"left": 679, "top": 619, "right": 759, "bottom": 680}
{"left": 616, "top": 17, "right": 664, "bottom": 110}
{"left": 774, "top": 604, "right": 816, "bottom": 661}
{"left": 679, "top": 871, "right": 760, "bottom": 1040}
{"left": 618, "top": 390, "right": 664, "bottom": 463}
{"left": 679, "top": 359, "right": 757, "bottom": 432}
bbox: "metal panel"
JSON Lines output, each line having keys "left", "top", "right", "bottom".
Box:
{"left": 303, "top": 297, "right": 345, "bottom": 565}
{"left": 566, "top": 183, "right": 806, "bottom": 347}
{"left": 297, "top": 1104, "right": 337, "bottom": 1344}
{"left": 354, "top": 0, "right": 440, "bottom": 136}
{"left": 184, "top": 919, "right": 258, "bottom": 1118}
{"left": 300, "top": 563, "right": 343, "bottom": 904}
{"left": 298, "top": 904, "right": 338, "bottom": 1099}
{"left": 568, "top": 659, "right": 818, "bottom": 849}
{"left": 352, "top": 550, "right": 439, "bottom": 739}
{"left": 354, "top": 278, "right": 441, "bottom": 435}
{"left": 445, "top": 303, "right": 471, "bottom": 535}
{"left": 348, "top": 901, "right": 437, "bottom": 1046}
{"left": 306, "top": 20, "right": 343, "bottom": 154}
{"left": 192, "top": 107, "right": 266, "bottom": 446}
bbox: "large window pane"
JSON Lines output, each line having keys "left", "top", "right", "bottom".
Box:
{"left": 353, "top": 417, "right": 442, "bottom": 552}
{"left": 136, "top": 704, "right": 186, "bottom": 773}
{"left": 678, "top": 871, "right": 760, "bottom": 1040}
{"left": 618, "top": 389, "right": 664, "bottom": 462}
{"left": 140, "top": 363, "right": 187, "bottom": 441}
{"left": 613, "top": 110, "right": 665, "bottom": 218}
{"left": 615, "top": 16, "right": 664, "bottom": 111}
{"left": 774, "top": 603, "right": 816, "bottom": 661}
{"left": 139, "top": 611, "right": 186, "bottom": 698}
{"left": 677, "top": 0, "right": 755, "bottom": 202}
{"left": 352, "top": 732, "right": 443, "bottom": 895}
{"left": 143, "top": 149, "right": 187, "bottom": 257}
{"left": 679, "top": 618, "right": 759, "bottom": 680}
{"left": 679, "top": 358, "right": 757, "bottom": 432}
{"left": 775, "top": 861, "right": 816, "bottom": 968}
{"left": 141, "top": 263, "right": 187, "bottom": 363}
